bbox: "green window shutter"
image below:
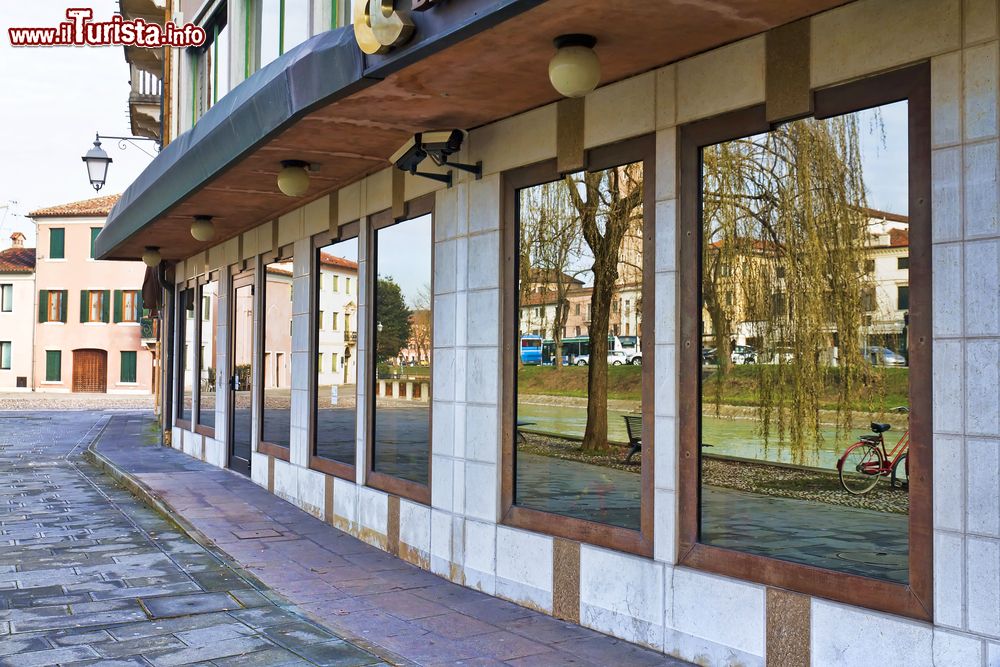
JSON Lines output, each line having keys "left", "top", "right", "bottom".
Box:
{"left": 50, "top": 228, "right": 65, "bottom": 259}
{"left": 80, "top": 290, "right": 90, "bottom": 323}
{"left": 120, "top": 351, "right": 137, "bottom": 383}
{"left": 90, "top": 228, "right": 101, "bottom": 259}
{"left": 38, "top": 289, "right": 48, "bottom": 323}
{"left": 59, "top": 291, "right": 67, "bottom": 323}
{"left": 102, "top": 290, "right": 111, "bottom": 322}
{"left": 113, "top": 290, "right": 122, "bottom": 323}
{"left": 45, "top": 350, "right": 61, "bottom": 382}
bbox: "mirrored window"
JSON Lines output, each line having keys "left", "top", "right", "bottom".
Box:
{"left": 372, "top": 214, "right": 432, "bottom": 487}
{"left": 698, "top": 101, "right": 912, "bottom": 583}
{"left": 315, "top": 238, "right": 359, "bottom": 466}
{"left": 513, "top": 162, "right": 646, "bottom": 530}
{"left": 261, "top": 259, "right": 293, "bottom": 450}
{"left": 177, "top": 288, "right": 195, "bottom": 423}
{"left": 196, "top": 281, "right": 219, "bottom": 430}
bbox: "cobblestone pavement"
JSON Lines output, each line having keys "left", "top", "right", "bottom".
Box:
{"left": 0, "top": 411, "right": 384, "bottom": 666}
{"left": 94, "top": 413, "right": 690, "bottom": 666}
{"left": 0, "top": 393, "right": 155, "bottom": 411}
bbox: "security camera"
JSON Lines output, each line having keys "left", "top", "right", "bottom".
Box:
{"left": 390, "top": 130, "right": 482, "bottom": 188}
{"left": 420, "top": 130, "right": 464, "bottom": 164}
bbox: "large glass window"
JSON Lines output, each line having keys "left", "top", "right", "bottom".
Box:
{"left": 177, "top": 288, "right": 195, "bottom": 423}
{"left": 193, "top": 10, "right": 229, "bottom": 119}
{"left": 680, "top": 65, "right": 931, "bottom": 619}
{"left": 261, "top": 259, "right": 293, "bottom": 450}
{"left": 197, "top": 281, "right": 219, "bottom": 431}
{"left": 0, "top": 342, "right": 10, "bottom": 370}
{"left": 697, "top": 101, "right": 911, "bottom": 582}
{"left": 314, "top": 237, "right": 359, "bottom": 471}
{"left": 371, "top": 213, "right": 432, "bottom": 492}
{"left": 1, "top": 284, "right": 12, "bottom": 312}
{"left": 258, "top": 0, "right": 309, "bottom": 70}
{"left": 509, "top": 151, "right": 649, "bottom": 541}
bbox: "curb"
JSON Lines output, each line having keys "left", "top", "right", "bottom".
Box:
{"left": 83, "top": 439, "right": 412, "bottom": 667}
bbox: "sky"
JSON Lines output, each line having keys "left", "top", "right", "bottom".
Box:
{"left": 374, "top": 214, "right": 432, "bottom": 308}
{"left": 0, "top": 3, "right": 153, "bottom": 248}
{"left": 857, "top": 100, "right": 908, "bottom": 215}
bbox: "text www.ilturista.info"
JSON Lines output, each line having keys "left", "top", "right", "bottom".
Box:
{"left": 8, "top": 9, "right": 206, "bottom": 48}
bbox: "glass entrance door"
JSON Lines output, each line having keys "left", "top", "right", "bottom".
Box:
{"left": 229, "top": 274, "right": 254, "bottom": 474}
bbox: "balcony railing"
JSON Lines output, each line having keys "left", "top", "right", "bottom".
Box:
{"left": 130, "top": 65, "right": 162, "bottom": 101}
{"left": 140, "top": 316, "right": 159, "bottom": 342}
{"left": 344, "top": 331, "right": 358, "bottom": 343}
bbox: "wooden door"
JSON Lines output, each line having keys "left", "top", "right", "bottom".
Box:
{"left": 72, "top": 349, "right": 107, "bottom": 393}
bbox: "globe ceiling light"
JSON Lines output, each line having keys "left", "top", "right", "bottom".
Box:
{"left": 277, "top": 160, "right": 311, "bottom": 197}
{"left": 190, "top": 215, "right": 215, "bottom": 242}
{"left": 141, "top": 246, "right": 161, "bottom": 267}
{"left": 82, "top": 134, "right": 113, "bottom": 192}
{"left": 548, "top": 34, "right": 600, "bottom": 98}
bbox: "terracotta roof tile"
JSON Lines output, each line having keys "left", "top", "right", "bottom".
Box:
{"left": 0, "top": 247, "right": 36, "bottom": 273}
{"left": 319, "top": 252, "right": 359, "bottom": 270}
{"left": 29, "top": 194, "right": 121, "bottom": 218}
{"left": 889, "top": 228, "right": 909, "bottom": 247}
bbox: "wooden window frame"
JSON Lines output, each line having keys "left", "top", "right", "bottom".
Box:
{"left": 257, "top": 248, "right": 293, "bottom": 462}
{"left": 1, "top": 284, "right": 11, "bottom": 312}
{"left": 366, "top": 194, "right": 435, "bottom": 506}
{"left": 88, "top": 290, "right": 105, "bottom": 323}
{"left": 122, "top": 290, "right": 141, "bottom": 323}
{"left": 677, "top": 63, "right": 932, "bottom": 620}
{"left": 175, "top": 284, "right": 197, "bottom": 430}
{"left": 0, "top": 341, "right": 11, "bottom": 370}
{"left": 48, "top": 290, "right": 65, "bottom": 323}
{"left": 310, "top": 220, "right": 361, "bottom": 481}
{"left": 500, "top": 134, "right": 657, "bottom": 557}
{"left": 194, "top": 274, "right": 220, "bottom": 437}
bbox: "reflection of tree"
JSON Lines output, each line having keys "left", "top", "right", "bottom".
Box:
{"left": 376, "top": 278, "right": 411, "bottom": 362}
{"left": 703, "top": 114, "right": 878, "bottom": 457}
{"left": 566, "top": 164, "right": 644, "bottom": 453}
{"left": 409, "top": 284, "right": 432, "bottom": 363}
{"left": 520, "top": 182, "right": 582, "bottom": 368}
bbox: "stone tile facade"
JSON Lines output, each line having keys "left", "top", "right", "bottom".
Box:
{"left": 167, "top": 0, "right": 1000, "bottom": 663}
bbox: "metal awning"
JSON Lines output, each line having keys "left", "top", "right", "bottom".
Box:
{"left": 97, "top": 0, "right": 851, "bottom": 262}
{"left": 96, "top": 27, "right": 366, "bottom": 260}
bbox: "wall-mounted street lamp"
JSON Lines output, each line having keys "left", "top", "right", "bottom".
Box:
{"left": 81, "top": 133, "right": 159, "bottom": 192}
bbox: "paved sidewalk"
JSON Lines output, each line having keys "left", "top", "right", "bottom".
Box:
{"left": 94, "top": 413, "right": 688, "bottom": 666}
{"left": 0, "top": 410, "right": 382, "bottom": 666}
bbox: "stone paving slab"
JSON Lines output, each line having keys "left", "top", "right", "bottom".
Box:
{"left": 0, "top": 411, "right": 385, "bottom": 667}
{"left": 92, "top": 412, "right": 691, "bottom": 666}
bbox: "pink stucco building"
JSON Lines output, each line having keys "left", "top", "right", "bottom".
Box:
{"left": 29, "top": 194, "right": 154, "bottom": 393}
{"left": 0, "top": 232, "right": 35, "bottom": 391}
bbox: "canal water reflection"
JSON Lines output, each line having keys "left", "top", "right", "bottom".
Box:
{"left": 517, "top": 402, "right": 870, "bottom": 469}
